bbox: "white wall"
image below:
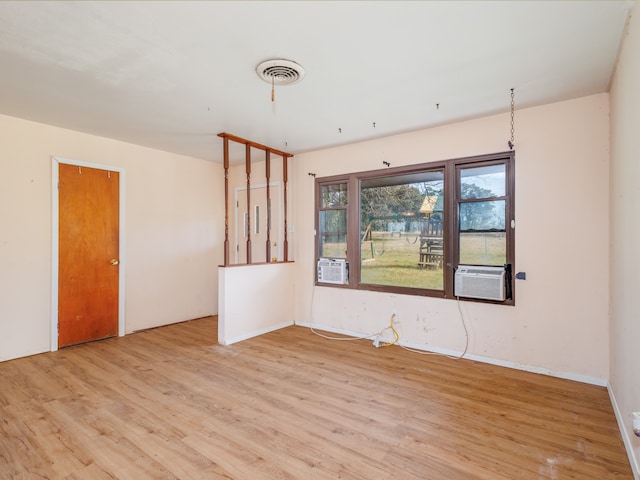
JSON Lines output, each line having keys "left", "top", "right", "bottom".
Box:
{"left": 291, "top": 93, "right": 611, "bottom": 384}
{"left": 0, "top": 114, "right": 223, "bottom": 361}
{"left": 218, "top": 262, "right": 295, "bottom": 345}
{"left": 610, "top": 1, "right": 640, "bottom": 475}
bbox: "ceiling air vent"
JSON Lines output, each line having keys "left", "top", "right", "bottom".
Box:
{"left": 256, "top": 59, "right": 305, "bottom": 85}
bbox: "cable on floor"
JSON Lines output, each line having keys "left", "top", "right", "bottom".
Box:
{"left": 381, "top": 313, "right": 399, "bottom": 347}
{"left": 309, "top": 285, "right": 385, "bottom": 341}
{"left": 309, "top": 284, "right": 469, "bottom": 359}
{"left": 399, "top": 298, "right": 469, "bottom": 360}
{"left": 309, "top": 327, "right": 381, "bottom": 342}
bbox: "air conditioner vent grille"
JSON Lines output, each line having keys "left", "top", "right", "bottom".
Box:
{"left": 317, "top": 258, "right": 348, "bottom": 285}
{"left": 465, "top": 268, "right": 502, "bottom": 276}
{"left": 455, "top": 265, "right": 505, "bottom": 301}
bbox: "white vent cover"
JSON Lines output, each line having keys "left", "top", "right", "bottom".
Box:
{"left": 256, "top": 59, "right": 305, "bottom": 85}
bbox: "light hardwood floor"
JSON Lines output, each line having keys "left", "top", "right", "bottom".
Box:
{"left": 0, "top": 316, "right": 632, "bottom": 479}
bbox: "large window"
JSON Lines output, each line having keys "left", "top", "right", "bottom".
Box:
{"left": 360, "top": 170, "right": 444, "bottom": 290}
{"left": 315, "top": 152, "right": 515, "bottom": 303}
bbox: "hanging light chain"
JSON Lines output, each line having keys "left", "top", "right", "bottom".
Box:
{"left": 509, "top": 88, "right": 515, "bottom": 150}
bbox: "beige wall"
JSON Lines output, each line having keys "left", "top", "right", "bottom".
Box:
{"left": 0, "top": 114, "right": 223, "bottom": 361}
{"left": 610, "top": 1, "right": 640, "bottom": 475}
{"left": 0, "top": 93, "right": 616, "bottom": 381}
{"left": 291, "top": 93, "right": 611, "bottom": 384}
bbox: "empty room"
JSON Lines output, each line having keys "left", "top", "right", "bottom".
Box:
{"left": 0, "top": 1, "right": 639, "bottom": 478}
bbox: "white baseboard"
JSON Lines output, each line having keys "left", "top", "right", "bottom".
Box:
{"left": 608, "top": 383, "right": 640, "bottom": 480}
{"left": 295, "top": 321, "right": 607, "bottom": 386}
{"left": 220, "top": 321, "right": 294, "bottom": 346}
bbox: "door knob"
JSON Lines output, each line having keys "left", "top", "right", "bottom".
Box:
{"left": 110, "top": 259, "right": 119, "bottom": 266}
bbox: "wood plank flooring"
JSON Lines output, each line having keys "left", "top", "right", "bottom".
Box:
{"left": 0, "top": 316, "right": 632, "bottom": 479}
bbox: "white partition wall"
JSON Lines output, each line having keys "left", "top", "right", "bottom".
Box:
{"left": 218, "top": 262, "right": 295, "bottom": 345}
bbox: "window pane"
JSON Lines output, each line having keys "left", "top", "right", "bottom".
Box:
{"left": 360, "top": 170, "right": 444, "bottom": 290}
{"left": 460, "top": 164, "right": 505, "bottom": 199}
{"left": 319, "top": 210, "right": 347, "bottom": 258}
{"left": 459, "top": 232, "right": 506, "bottom": 266}
{"left": 321, "top": 183, "right": 348, "bottom": 208}
{"left": 459, "top": 200, "right": 505, "bottom": 231}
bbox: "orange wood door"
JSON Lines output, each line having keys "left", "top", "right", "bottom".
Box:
{"left": 58, "top": 164, "right": 119, "bottom": 348}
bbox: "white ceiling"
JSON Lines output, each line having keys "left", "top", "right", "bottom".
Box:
{"left": 0, "top": 1, "right": 632, "bottom": 164}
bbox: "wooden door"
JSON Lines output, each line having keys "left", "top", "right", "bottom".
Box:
{"left": 58, "top": 164, "right": 119, "bottom": 348}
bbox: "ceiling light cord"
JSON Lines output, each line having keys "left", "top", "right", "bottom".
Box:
{"left": 508, "top": 88, "right": 515, "bottom": 150}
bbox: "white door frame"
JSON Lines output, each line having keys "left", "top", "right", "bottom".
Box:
{"left": 50, "top": 156, "right": 126, "bottom": 351}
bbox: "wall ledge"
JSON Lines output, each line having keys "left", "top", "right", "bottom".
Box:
{"left": 218, "top": 261, "right": 295, "bottom": 268}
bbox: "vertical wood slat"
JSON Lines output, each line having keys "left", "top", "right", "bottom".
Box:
{"left": 266, "top": 150, "right": 272, "bottom": 262}
{"left": 223, "top": 137, "right": 230, "bottom": 266}
{"left": 283, "top": 156, "right": 288, "bottom": 262}
{"left": 217, "top": 132, "right": 293, "bottom": 266}
{"left": 245, "top": 144, "right": 252, "bottom": 264}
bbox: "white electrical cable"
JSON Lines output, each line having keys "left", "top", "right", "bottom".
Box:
{"left": 309, "top": 283, "right": 470, "bottom": 359}
{"left": 308, "top": 285, "right": 386, "bottom": 341}
{"left": 399, "top": 298, "right": 469, "bottom": 360}
{"left": 309, "top": 327, "right": 381, "bottom": 342}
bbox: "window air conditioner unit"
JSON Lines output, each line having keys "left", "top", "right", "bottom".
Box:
{"left": 455, "top": 265, "right": 506, "bottom": 301}
{"left": 317, "top": 258, "right": 348, "bottom": 285}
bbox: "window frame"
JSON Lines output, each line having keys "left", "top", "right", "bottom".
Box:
{"left": 455, "top": 159, "right": 511, "bottom": 268}
{"left": 314, "top": 151, "right": 515, "bottom": 304}
{"left": 317, "top": 180, "right": 349, "bottom": 260}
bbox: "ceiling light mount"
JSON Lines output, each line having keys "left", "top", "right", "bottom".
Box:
{"left": 256, "top": 59, "right": 305, "bottom": 86}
